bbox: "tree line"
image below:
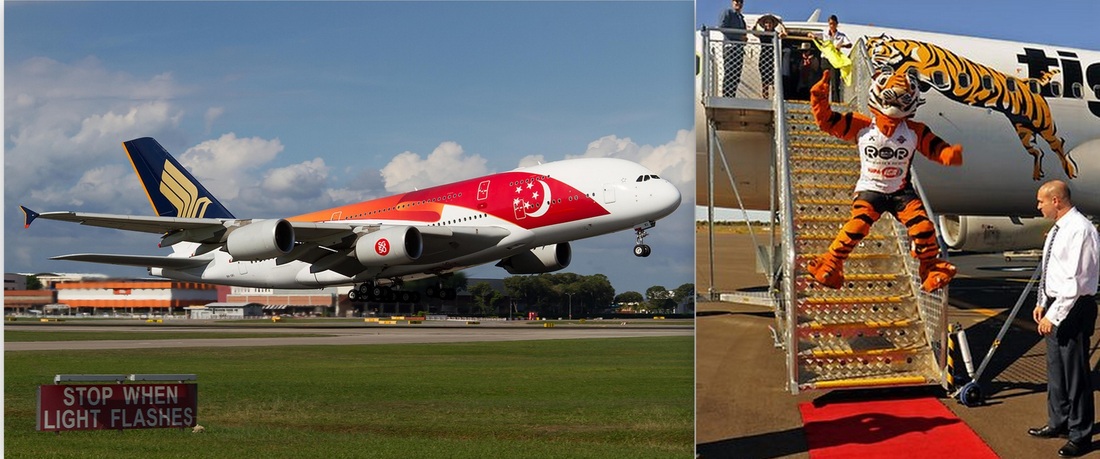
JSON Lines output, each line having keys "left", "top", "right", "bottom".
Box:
{"left": 466, "top": 272, "right": 693, "bottom": 317}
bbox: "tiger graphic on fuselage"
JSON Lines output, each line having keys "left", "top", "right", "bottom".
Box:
{"left": 866, "top": 35, "right": 1073, "bottom": 181}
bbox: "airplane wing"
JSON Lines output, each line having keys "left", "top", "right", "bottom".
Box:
{"left": 24, "top": 206, "right": 516, "bottom": 275}
{"left": 22, "top": 207, "right": 224, "bottom": 234}
{"left": 50, "top": 254, "right": 211, "bottom": 270}
{"left": 22, "top": 207, "right": 361, "bottom": 246}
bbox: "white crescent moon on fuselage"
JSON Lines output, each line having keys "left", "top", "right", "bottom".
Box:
{"left": 526, "top": 179, "right": 552, "bottom": 217}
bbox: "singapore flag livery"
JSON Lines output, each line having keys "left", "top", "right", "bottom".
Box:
{"left": 21, "top": 138, "right": 680, "bottom": 301}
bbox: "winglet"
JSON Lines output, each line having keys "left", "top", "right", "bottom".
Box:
{"left": 20, "top": 206, "right": 39, "bottom": 229}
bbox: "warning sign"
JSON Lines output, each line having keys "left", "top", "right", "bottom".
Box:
{"left": 37, "top": 383, "right": 197, "bottom": 431}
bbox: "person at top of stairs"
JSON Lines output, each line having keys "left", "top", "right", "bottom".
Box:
{"left": 806, "top": 68, "right": 963, "bottom": 292}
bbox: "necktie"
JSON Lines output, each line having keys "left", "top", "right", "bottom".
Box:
{"left": 1039, "top": 224, "right": 1060, "bottom": 309}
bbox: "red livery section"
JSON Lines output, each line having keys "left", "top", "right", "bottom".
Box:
{"left": 288, "top": 171, "right": 610, "bottom": 229}
{"left": 37, "top": 383, "right": 198, "bottom": 431}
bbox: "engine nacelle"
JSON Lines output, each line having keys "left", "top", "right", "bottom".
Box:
{"left": 939, "top": 215, "right": 1052, "bottom": 252}
{"left": 496, "top": 243, "right": 571, "bottom": 274}
{"left": 225, "top": 219, "right": 295, "bottom": 261}
{"left": 354, "top": 226, "right": 423, "bottom": 266}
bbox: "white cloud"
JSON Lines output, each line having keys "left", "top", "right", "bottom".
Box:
{"left": 572, "top": 129, "right": 695, "bottom": 190}
{"left": 262, "top": 158, "right": 330, "bottom": 199}
{"left": 5, "top": 56, "right": 187, "bottom": 213}
{"left": 380, "top": 141, "right": 490, "bottom": 192}
{"left": 178, "top": 133, "right": 285, "bottom": 200}
{"left": 204, "top": 107, "right": 225, "bottom": 133}
{"left": 517, "top": 154, "right": 545, "bottom": 168}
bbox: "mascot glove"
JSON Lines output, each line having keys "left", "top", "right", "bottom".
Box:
{"left": 943, "top": 144, "right": 963, "bottom": 166}
{"left": 811, "top": 69, "right": 831, "bottom": 100}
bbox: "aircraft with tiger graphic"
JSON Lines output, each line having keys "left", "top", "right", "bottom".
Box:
{"left": 698, "top": 13, "right": 1100, "bottom": 253}
{"left": 21, "top": 137, "right": 681, "bottom": 302}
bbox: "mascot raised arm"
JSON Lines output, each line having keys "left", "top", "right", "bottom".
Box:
{"left": 806, "top": 68, "right": 963, "bottom": 292}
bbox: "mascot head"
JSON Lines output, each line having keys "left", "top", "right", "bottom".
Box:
{"left": 868, "top": 68, "right": 924, "bottom": 119}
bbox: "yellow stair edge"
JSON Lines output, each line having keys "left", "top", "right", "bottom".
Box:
{"left": 801, "top": 319, "right": 914, "bottom": 331}
{"left": 801, "top": 295, "right": 908, "bottom": 305}
{"left": 805, "top": 375, "right": 930, "bottom": 390}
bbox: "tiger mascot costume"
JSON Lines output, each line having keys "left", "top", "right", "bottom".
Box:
{"left": 807, "top": 68, "right": 962, "bottom": 292}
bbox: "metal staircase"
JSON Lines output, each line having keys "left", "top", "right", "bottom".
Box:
{"left": 698, "top": 29, "right": 949, "bottom": 394}
{"left": 781, "top": 103, "right": 948, "bottom": 392}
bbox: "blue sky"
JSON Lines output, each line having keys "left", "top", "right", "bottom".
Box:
{"left": 696, "top": 0, "right": 1099, "bottom": 50}
{"left": 4, "top": 1, "right": 695, "bottom": 296}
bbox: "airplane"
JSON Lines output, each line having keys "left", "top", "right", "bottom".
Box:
{"left": 21, "top": 137, "right": 681, "bottom": 302}
{"left": 697, "top": 12, "right": 1100, "bottom": 254}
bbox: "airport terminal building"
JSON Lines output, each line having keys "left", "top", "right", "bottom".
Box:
{"left": 54, "top": 280, "right": 219, "bottom": 316}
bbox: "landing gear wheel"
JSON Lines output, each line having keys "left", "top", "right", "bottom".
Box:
{"left": 348, "top": 290, "right": 360, "bottom": 302}
{"left": 426, "top": 286, "right": 439, "bottom": 298}
{"left": 959, "top": 381, "right": 983, "bottom": 407}
{"left": 397, "top": 291, "right": 414, "bottom": 303}
{"left": 634, "top": 245, "right": 647, "bottom": 257}
{"left": 372, "top": 285, "right": 392, "bottom": 299}
{"left": 357, "top": 284, "right": 371, "bottom": 296}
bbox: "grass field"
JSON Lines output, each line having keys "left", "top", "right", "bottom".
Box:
{"left": 5, "top": 337, "right": 692, "bottom": 458}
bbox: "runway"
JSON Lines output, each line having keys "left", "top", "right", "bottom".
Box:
{"left": 696, "top": 230, "right": 1100, "bottom": 458}
{"left": 5, "top": 322, "right": 692, "bottom": 351}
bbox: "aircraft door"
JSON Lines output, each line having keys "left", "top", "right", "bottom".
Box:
{"left": 603, "top": 184, "right": 616, "bottom": 204}
{"left": 477, "top": 180, "right": 490, "bottom": 201}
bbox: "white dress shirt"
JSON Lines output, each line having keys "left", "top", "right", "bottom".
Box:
{"left": 1040, "top": 207, "right": 1100, "bottom": 326}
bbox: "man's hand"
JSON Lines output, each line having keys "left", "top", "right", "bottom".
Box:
{"left": 1038, "top": 317, "right": 1055, "bottom": 336}
{"left": 811, "top": 69, "right": 831, "bottom": 100}
{"left": 1033, "top": 305, "right": 1044, "bottom": 323}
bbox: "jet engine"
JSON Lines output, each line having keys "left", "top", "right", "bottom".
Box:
{"left": 938, "top": 215, "right": 1051, "bottom": 252}
{"left": 496, "top": 243, "right": 571, "bottom": 274}
{"left": 354, "top": 226, "right": 423, "bottom": 266}
{"left": 225, "top": 219, "right": 295, "bottom": 261}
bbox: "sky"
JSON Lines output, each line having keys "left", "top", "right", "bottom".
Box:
{"left": 696, "top": 0, "right": 1100, "bottom": 221}
{"left": 3, "top": 1, "right": 695, "bottom": 296}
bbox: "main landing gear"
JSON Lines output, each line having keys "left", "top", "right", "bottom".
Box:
{"left": 346, "top": 280, "right": 456, "bottom": 303}
{"left": 633, "top": 220, "right": 655, "bottom": 257}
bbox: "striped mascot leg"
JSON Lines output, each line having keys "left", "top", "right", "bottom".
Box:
{"left": 897, "top": 198, "right": 956, "bottom": 291}
{"left": 808, "top": 199, "right": 880, "bottom": 288}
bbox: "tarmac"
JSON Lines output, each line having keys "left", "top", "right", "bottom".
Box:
{"left": 696, "top": 230, "right": 1100, "bottom": 459}
{"left": 5, "top": 322, "right": 692, "bottom": 351}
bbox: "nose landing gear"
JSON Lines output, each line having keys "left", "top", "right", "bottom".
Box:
{"left": 633, "top": 220, "right": 655, "bottom": 257}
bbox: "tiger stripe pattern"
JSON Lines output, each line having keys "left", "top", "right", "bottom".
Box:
{"left": 866, "top": 36, "right": 1073, "bottom": 180}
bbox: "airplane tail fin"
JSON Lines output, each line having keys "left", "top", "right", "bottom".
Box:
{"left": 123, "top": 137, "right": 235, "bottom": 219}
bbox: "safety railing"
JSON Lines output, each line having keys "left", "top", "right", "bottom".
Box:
{"left": 700, "top": 27, "right": 783, "bottom": 102}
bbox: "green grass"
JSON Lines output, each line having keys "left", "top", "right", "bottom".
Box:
{"left": 5, "top": 337, "right": 692, "bottom": 458}
{"left": 4, "top": 331, "right": 329, "bottom": 342}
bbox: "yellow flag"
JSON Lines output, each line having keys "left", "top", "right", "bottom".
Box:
{"left": 814, "top": 39, "right": 853, "bottom": 86}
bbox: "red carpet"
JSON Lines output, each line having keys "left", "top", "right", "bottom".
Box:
{"left": 798, "top": 397, "right": 999, "bottom": 458}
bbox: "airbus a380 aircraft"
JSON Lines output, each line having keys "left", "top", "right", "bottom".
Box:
{"left": 699, "top": 13, "right": 1100, "bottom": 252}
{"left": 22, "top": 137, "right": 681, "bottom": 302}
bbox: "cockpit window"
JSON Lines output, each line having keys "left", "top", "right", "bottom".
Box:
{"left": 636, "top": 175, "right": 661, "bottom": 182}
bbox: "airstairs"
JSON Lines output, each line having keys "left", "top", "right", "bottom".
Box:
{"left": 699, "top": 29, "right": 948, "bottom": 394}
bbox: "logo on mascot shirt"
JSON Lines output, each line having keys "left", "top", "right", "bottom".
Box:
{"left": 863, "top": 146, "right": 910, "bottom": 160}
{"left": 375, "top": 239, "right": 390, "bottom": 256}
{"left": 867, "top": 166, "right": 903, "bottom": 178}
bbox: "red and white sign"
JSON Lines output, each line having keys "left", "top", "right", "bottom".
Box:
{"left": 37, "top": 383, "right": 197, "bottom": 431}
{"left": 375, "top": 238, "right": 390, "bottom": 256}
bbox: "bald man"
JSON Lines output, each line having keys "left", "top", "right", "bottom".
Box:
{"left": 1028, "top": 179, "right": 1099, "bottom": 457}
